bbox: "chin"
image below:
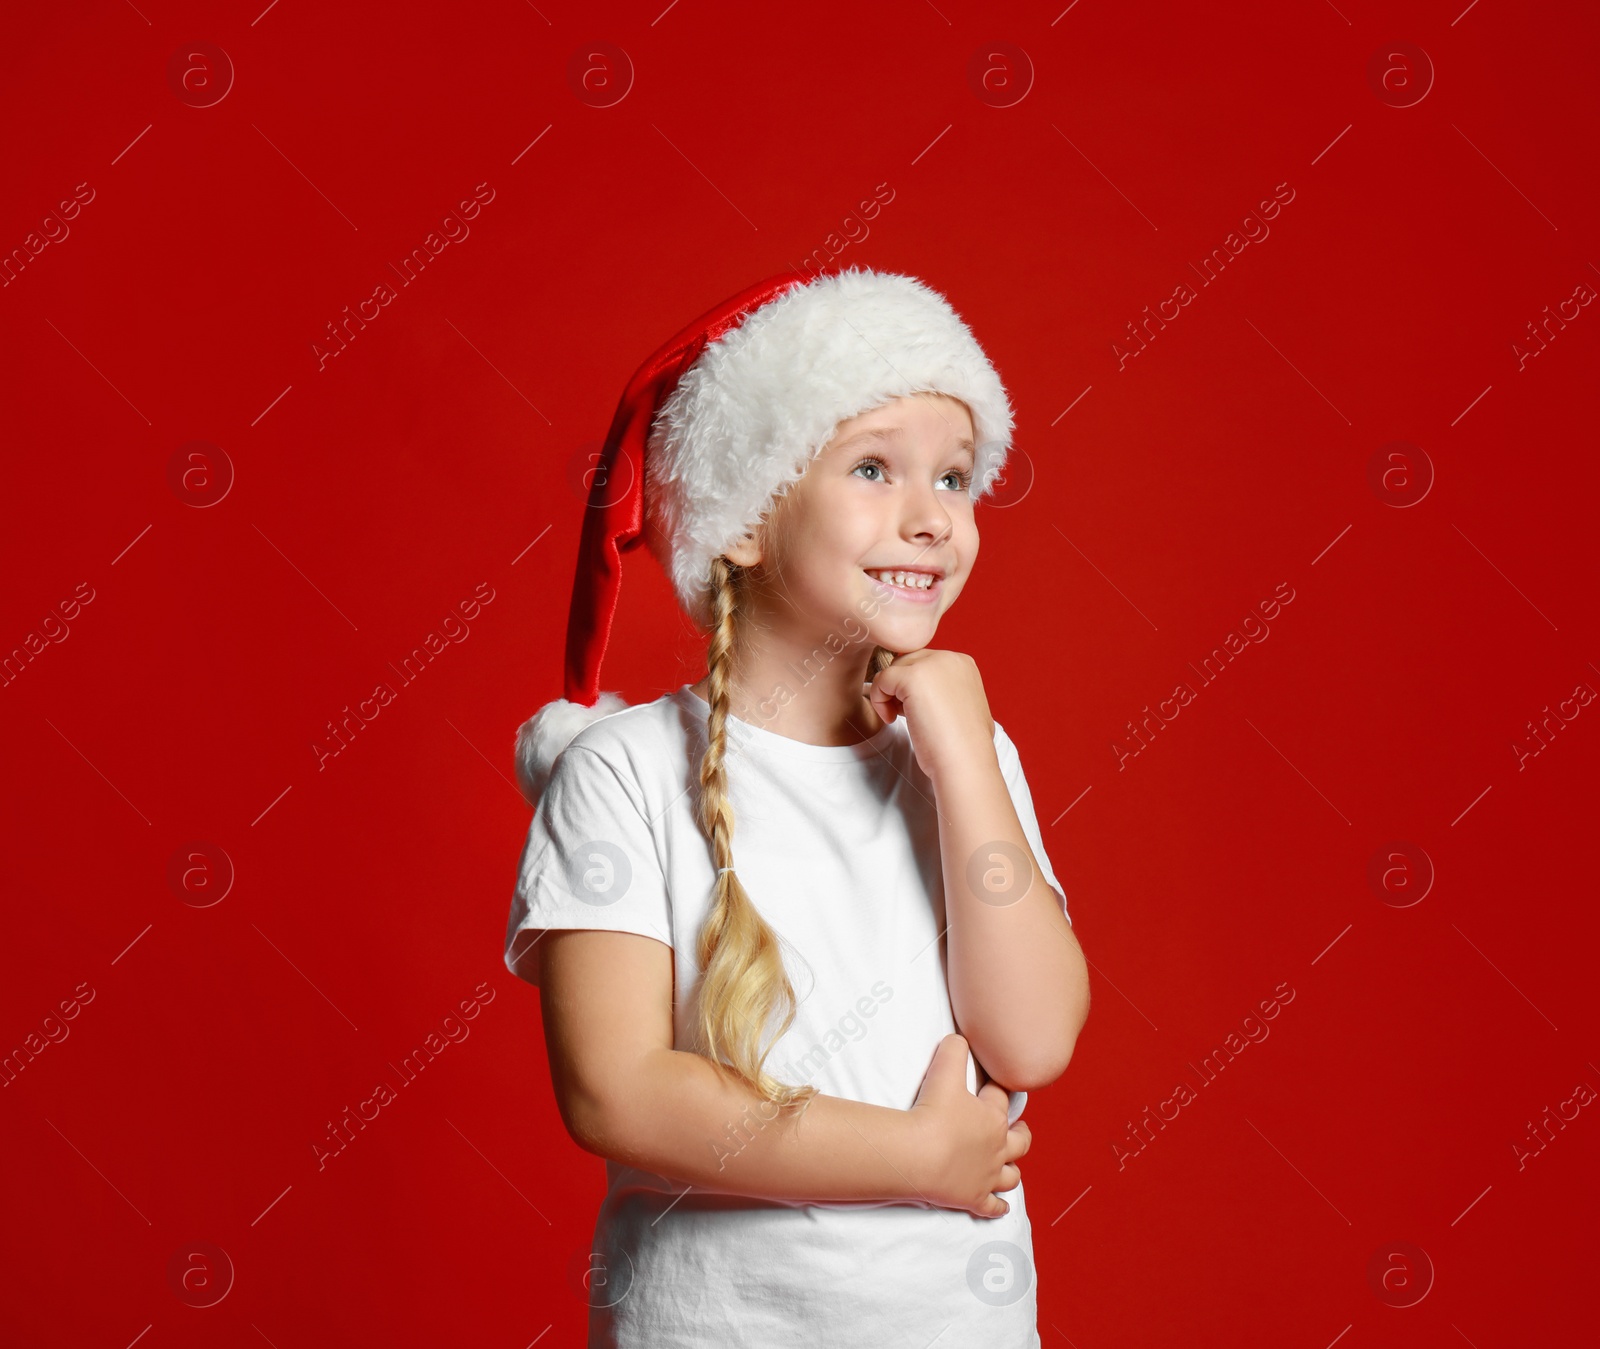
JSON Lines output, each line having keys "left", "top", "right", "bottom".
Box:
{"left": 870, "top": 620, "right": 942, "bottom": 653}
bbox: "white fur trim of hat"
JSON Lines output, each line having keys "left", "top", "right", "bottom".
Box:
{"left": 513, "top": 691, "right": 631, "bottom": 809}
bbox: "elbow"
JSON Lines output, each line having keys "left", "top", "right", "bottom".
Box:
{"left": 975, "top": 988, "right": 1089, "bottom": 1092}
{"left": 567, "top": 1109, "right": 612, "bottom": 1159}
{"left": 997, "top": 1004, "right": 1087, "bottom": 1091}
{"left": 998, "top": 1043, "right": 1076, "bottom": 1093}
{"left": 990, "top": 936, "right": 1090, "bottom": 1091}
{"left": 984, "top": 1028, "right": 1080, "bottom": 1093}
{"left": 553, "top": 1048, "right": 674, "bottom": 1162}
{"left": 550, "top": 1072, "right": 622, "bottom": 1158}
{"left": 560, "top": 1070, "right": 661, "bottom": 1163}
{"left": 558, "top": 1093, "right": 607, "bottom": 1157}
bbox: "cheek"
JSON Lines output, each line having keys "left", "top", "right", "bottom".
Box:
{"left": 946, "top": 520, "right": 978, "bottom": 592}
{"left": 954, "top": 514, "right": 979, "bottom": 564}
{"left": 811, "top": 495, "right": 879, "bottom": 556}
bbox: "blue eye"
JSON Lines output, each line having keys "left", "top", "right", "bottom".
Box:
{"left": 851, "top": 456, "right": 887, "bottom": 482}
{"left": 851, "top": 455, "right": 974, "bottom": 491}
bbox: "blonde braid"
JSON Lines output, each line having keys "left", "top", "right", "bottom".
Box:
{"left": 688, "top": 555, "right": 900, "bottom": 1115}
{"left": 689, "top": 556, "right": 817, "bottom": 1113}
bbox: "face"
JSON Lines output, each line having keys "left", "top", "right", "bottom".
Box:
{"left": 726, "top": 392, "right": 979, "bottom": 657}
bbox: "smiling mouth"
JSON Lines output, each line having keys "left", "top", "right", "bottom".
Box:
{"left": 863, "top": 568, "right": 943, "bottom": 601}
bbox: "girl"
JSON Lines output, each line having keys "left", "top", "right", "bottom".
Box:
{"left": 504, "top": 266, "right": 1089, "bottom": 1347}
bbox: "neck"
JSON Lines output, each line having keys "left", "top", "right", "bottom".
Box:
{"left": 690, "top": 642, "right": 886, "bottom": 748}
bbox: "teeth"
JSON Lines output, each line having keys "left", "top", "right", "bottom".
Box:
{"left": 867, "top": 569, "right": 935, "bottom": 590}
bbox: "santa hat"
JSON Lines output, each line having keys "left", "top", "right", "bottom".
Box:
{"left": 513, "top": 264, "right": 1016, "bottom": 808}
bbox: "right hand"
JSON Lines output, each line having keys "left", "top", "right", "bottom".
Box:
{"left": 906, "top": 1033, "right": 1031, "bottom": 1219}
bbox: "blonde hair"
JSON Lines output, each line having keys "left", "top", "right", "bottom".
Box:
{"left": 687, "top": 493, "right": 896, "bottom": 1116}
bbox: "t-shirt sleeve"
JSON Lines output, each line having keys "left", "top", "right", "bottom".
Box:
{"left": 503, "top": 743, "right": 674, "bottom": 987}
{"left": 993, "top": 722, "right": 1071, "bottom": 925}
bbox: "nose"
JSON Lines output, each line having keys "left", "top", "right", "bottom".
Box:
{"left": 902, "top": 476, "right": 955, "bottom": 548}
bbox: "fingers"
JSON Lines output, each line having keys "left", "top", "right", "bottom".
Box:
{"left": 936, "top": 1033, "right": 967, "bottom": 1071}
{"left": 1005, "top": 1119, "right": 1032, "bottom": 1161}
{"left": 977, "top": 1081, "right": 1010, "bottom": 1111}
{"left": 981, "top": 1194, "right": 1011, "bottom": 1219}
{"left": 922, "top": 1033, "right": 965, "bottom": 1086}
{"left": 862, "top": 674, "right": 905, "bottom": 725}
{"left": 994, "top": 1162, "right": 1021, "bottom": 1193}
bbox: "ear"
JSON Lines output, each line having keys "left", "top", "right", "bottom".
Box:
{"left": 723, "top": 531, "right": 763, "bottom": 568}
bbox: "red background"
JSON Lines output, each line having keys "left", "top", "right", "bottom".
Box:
{"left": 3, "top": 2, "right": 1596, "bottom": 1345}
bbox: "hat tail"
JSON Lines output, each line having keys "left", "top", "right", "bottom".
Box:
{"left": 513, "top": 692, "right": 631, "bottom": 808}
{"left": 512, "top": 270, "right": 815, "bottom": 811}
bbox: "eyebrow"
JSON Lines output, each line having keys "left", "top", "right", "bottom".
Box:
{"left": 834, "top": 426, "right": 976, "bottom": 460}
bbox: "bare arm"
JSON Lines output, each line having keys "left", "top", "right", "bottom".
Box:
{"left": 535, "top": 927, "right": 1025, "bottom": 1216}
{"left": 935, "top": 742, "right": 1089, "bottom": 1091}
{"left": 861, "top": 650, "right": 1089, "bottom": 1093}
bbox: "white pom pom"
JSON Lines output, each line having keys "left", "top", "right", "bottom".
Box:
{"left": 513, "top": 692, "right": 630, "bottom": 808}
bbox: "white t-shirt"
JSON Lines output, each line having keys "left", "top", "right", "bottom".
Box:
{"left": 504, "top": 683, "right": 1071, "bottom": 1348}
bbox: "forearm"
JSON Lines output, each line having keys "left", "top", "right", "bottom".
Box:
{"left": 936, "top": 747, "right": 1088, "bottom": 1088}
{"left": 580, "top": 1046, "right": 934, "bottom": 1206}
